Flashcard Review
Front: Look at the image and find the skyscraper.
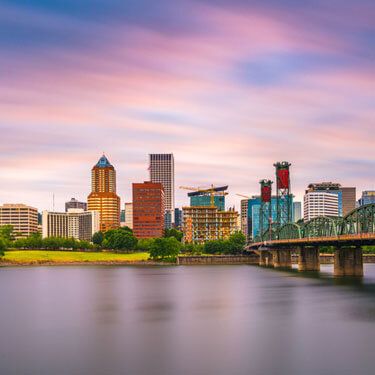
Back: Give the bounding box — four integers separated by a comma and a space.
240, 199, 249, 238
87, 155, 120, 232
149, 154, 174, 228
132, 182, 165, 238
341, 187, 356, 215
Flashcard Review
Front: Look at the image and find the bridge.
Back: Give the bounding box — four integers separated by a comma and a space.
247, 203, 375, 277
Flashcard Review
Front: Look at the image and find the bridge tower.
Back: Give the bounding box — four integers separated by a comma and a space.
259, 179, 273, 240
274, 161, 292, 228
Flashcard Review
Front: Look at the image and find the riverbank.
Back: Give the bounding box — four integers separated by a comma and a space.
0, 250, 160, 267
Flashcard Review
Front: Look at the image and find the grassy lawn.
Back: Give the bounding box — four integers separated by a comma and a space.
2, 250, 150, 264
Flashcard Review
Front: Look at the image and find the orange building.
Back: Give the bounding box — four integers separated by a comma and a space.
132, 181, 165, 238
87, 155, 120, 232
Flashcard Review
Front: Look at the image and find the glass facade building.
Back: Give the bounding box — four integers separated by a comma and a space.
190, 195, 225, 211
174, 208, 182, 230
247, 195, 293, 239
358, 191, 375, 206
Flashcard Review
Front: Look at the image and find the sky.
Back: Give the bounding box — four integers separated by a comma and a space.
0, 0, 374, 211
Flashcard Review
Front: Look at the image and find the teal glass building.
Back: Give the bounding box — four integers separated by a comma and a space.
190, 195, 225, 211
247, 195, 293, 239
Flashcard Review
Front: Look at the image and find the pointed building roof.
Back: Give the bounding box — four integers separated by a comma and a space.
95, 154, 113, 168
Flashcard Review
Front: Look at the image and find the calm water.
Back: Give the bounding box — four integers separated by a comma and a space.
1, 264, 375, 375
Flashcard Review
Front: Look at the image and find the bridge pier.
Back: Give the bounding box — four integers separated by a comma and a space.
272, 250, 292, 269
259, 251, 273, 266
334, 246, 363, 277
298, 246, 320, 272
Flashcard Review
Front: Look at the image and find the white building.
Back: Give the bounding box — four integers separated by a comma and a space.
42, 209, 99, 242
149, 153, 175, 228
303, 192, 338, 221
124, 202, 133, 229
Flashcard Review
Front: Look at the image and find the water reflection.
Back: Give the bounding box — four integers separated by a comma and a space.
1, 265, 375, 375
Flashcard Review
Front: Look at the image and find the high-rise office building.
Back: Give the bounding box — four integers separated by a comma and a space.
124, 202, 133, 229
174, 208, 182, 230
149, 154, 174, 228
240, 199, 248, 238
42, 209, 99, 241
305, 182, 355, 216
358, 191, 375, 206
341, 187, 356, 215
87, 155, 120, 232
293, 202, 302, 222
303, 192, 338, 221
65, 198, 87, 212
0, 204, 38, 238
132, 182, 165, 238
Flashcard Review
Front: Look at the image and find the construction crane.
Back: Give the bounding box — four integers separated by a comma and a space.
179, 185, 228, 207
236, 193, 251, 199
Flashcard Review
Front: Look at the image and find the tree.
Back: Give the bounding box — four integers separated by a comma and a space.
363, 246, 375, 254
164, 228, 183, 242
92, 231, 104, 246
11, 232, 43, 249
227, 232, 246, 254
26, 232, 43, 249
136, 238, 155, 251
119, 226, 134, 234
150, 237, 181, 260
103, 229, 137, 251
204, 240, 227, 254
0, 225, 14, 241
0, 238, 5, 257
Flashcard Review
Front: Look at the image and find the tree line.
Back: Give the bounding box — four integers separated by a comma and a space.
0, 224, 248, 261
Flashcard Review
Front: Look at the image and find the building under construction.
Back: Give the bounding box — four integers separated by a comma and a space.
180, 185, 239, 244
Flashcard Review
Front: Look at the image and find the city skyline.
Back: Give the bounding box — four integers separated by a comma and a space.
1, 0, 374, 211
0, 152, 371, 213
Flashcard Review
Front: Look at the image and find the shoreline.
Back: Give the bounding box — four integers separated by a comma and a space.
0, 260, 173, 267
2, 254, 375, 267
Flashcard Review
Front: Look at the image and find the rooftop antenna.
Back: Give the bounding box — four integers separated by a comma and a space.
53, 193, 55, 212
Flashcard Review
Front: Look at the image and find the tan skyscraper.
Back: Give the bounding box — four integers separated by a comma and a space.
87, 155, 120, 232
0, 204, 38, 238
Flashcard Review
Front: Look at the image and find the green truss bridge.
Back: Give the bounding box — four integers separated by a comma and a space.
247, 204, 375, 277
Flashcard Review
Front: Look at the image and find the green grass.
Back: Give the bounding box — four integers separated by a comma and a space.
2, 250, 150, 264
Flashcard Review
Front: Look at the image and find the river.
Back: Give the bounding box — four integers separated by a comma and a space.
1, 264, 375, 375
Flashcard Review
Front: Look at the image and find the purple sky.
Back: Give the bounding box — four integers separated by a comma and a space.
1, 0, 374, 211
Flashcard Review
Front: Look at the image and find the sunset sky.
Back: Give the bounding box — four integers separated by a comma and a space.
1, 0, 374, 211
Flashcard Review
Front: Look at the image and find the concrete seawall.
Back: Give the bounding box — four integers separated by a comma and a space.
178, 254, 375, 265
177, 255, 259, 265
